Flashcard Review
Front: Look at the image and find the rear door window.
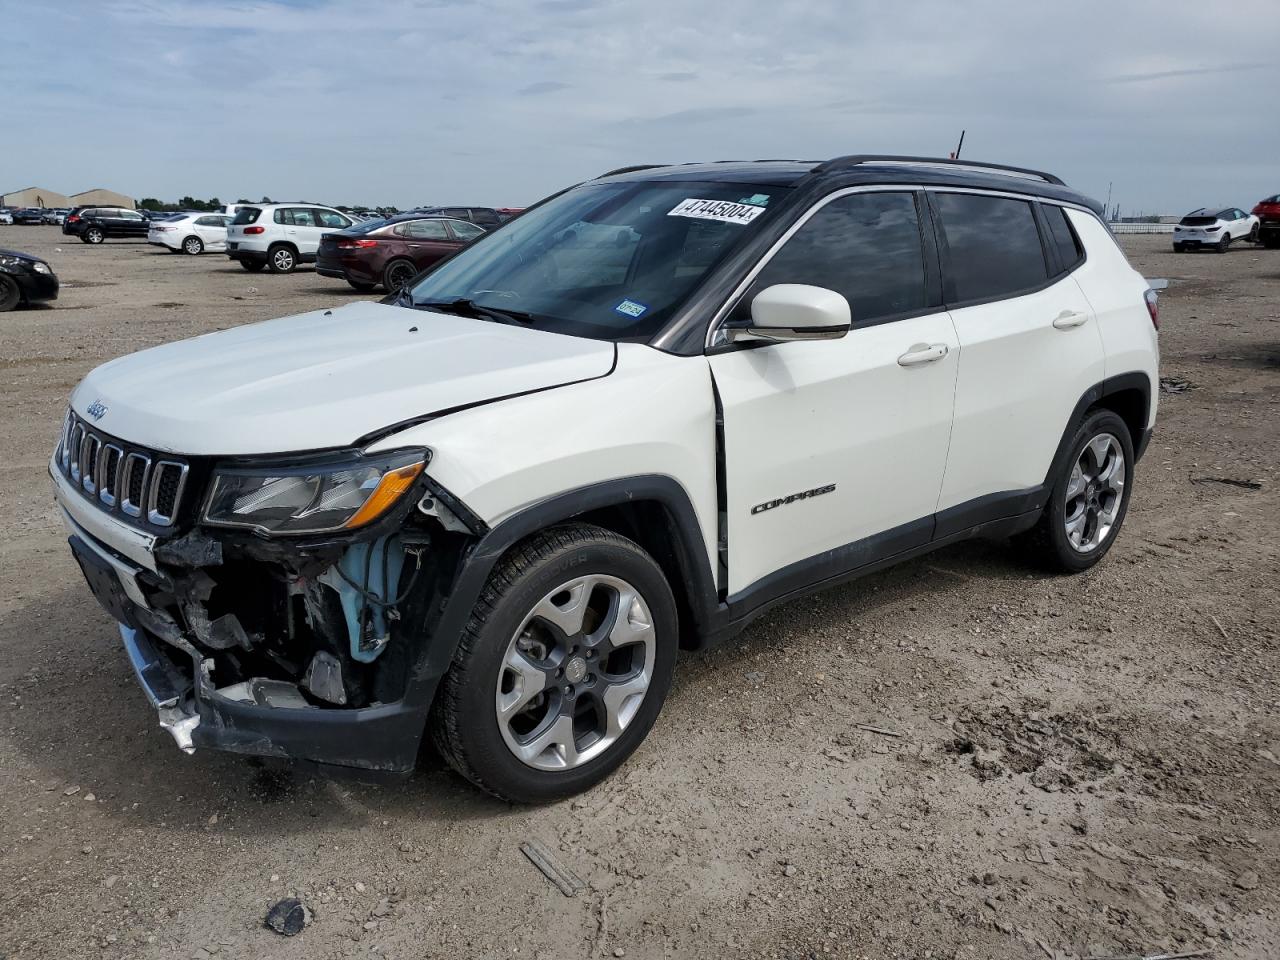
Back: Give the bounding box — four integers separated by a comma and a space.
933, 193, 1048, 303
1042, 205, 1083, 273
406, 219, 449, 240
737, 191, 929, 326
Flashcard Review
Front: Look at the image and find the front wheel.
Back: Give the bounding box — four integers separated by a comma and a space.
1248, 224, 1260, 243
1015, 409, 1134, 573
1218, 232, 1231, 253
431, 524, 678, 803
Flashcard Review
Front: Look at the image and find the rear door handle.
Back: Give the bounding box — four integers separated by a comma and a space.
1052, 310, 1090, 329
897, 342, 949, 366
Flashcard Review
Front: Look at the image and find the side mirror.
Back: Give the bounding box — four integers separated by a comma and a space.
727, 284, 851, 343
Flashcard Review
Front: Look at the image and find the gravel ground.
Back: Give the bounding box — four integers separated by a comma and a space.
0, 228, 1277, 960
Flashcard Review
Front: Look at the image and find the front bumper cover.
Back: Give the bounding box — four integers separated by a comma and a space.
121, 619, 428, 776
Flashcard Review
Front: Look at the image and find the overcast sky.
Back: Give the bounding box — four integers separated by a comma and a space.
3, 0, 1278, 213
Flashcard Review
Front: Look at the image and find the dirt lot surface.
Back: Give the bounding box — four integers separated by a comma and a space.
1, 229, 1277, 960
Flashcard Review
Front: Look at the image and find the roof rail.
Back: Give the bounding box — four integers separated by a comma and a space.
814, 154, 1065, 186
595, 164, 667, 179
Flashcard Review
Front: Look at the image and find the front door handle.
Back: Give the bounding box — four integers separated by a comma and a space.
897, 343, 949, 366
1052, 310, 1090, 329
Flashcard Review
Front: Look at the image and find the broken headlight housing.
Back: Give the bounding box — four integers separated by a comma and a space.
202, 449, 427, 535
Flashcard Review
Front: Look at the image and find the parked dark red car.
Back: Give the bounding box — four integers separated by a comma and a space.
1253, 193, 1280, 248
316, 215, 486, 292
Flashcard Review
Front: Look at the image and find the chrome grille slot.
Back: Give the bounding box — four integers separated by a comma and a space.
98, 444, 123, 507
120, 453, 151, 518
80, 433, 101, 494
147, 461, 188, 526
69, 424, 85, 483
54, 410, 189, 528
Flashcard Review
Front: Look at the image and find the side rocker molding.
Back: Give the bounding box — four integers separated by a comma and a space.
404, 475, 718, 712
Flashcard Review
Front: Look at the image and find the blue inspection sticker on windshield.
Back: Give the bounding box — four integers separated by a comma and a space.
615, 299, 649, 318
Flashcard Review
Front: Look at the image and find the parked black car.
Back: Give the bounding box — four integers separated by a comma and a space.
12, 208, 46, 225
0, 248, 59, 311
64, 207, 151, 244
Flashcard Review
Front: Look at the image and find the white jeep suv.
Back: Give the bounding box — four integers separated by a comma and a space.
51, 156, 1159, 802
226, 202, 355, 273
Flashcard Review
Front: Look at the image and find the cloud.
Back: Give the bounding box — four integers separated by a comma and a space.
1, 0, 1278, 213
516, 80, 571, 95
1105, 63, 1268, 84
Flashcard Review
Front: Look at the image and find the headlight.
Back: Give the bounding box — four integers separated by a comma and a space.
31, 261, 52, 274
203, 449, 427, 535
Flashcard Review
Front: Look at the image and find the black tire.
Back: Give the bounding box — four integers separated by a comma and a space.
85, 227, 104, 244
1248, 224, 1260, 243
431, 523, 678, 803
381, 258, 418, 293
0, 275, 20, 312
1263, 233, 1280, 249
1015, 409, 1135, 573
1217, 232, 1231, 253
239, 260, 265, 272
267, 244, 297, 274
1172, 243, 1184, 253
346, 278, 376, 292
182, 235, 204, 255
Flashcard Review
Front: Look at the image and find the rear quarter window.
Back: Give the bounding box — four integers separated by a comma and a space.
934, 193, 1048, 303
1043, 205, 1084, 272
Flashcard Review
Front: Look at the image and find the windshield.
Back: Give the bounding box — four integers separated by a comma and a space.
405, 180, 787, 341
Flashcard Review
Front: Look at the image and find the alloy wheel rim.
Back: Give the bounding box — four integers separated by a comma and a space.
389, 264, 414, 289
496, 574, 656, 771
185, 238, 200, 254
1063, 432, 1125, 553
274, 250, 293, 269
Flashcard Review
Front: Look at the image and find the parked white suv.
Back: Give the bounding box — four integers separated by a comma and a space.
1172, 206, 1260, 253
226, 202, 355, 273
51, 156, 1158, 802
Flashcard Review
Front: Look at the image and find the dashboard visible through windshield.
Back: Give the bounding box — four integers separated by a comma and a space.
404, 180, 788, 341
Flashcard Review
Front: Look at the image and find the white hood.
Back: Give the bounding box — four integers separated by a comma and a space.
70, 302, 616, 455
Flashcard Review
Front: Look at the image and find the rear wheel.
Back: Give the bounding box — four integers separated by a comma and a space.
346, 278, 376, 292
1015, 409, 1134, 573
431, 524, 678, 803
1248, 223, 1260, 243
382, 258, 417, 293
85, 227, 104, 244
0, 275, 20, 312
182, 235, 204, 255
239, 260, 265, 272
267, 245, 297, 273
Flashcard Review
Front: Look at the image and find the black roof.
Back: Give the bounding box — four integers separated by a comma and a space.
596, 155, 1101, 213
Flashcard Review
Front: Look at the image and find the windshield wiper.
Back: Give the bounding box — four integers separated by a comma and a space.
416, 297, 538, 325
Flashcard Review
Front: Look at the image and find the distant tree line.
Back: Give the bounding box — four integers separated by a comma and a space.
136, 195, 401, 217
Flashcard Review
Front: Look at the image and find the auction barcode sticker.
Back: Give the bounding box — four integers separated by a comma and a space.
667, 198, 765, 226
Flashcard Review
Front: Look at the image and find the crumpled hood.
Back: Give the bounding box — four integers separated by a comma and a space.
70, 301, 616, 455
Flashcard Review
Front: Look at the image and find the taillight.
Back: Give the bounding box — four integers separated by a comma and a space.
1144, 289, 1159, 331
337, 239, 378, 249
67, 215, 80, 223
244, 226, 265, 235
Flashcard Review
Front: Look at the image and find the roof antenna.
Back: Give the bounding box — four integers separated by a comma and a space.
950, 129, 965, 160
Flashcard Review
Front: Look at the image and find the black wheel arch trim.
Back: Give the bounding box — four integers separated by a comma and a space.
1045, 372, 1152, 488
403, 474, 717, 710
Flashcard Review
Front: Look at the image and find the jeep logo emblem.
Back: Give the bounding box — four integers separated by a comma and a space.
86, 400, 108, 421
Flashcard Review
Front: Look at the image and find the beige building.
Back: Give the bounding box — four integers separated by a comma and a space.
68, 189, 135, 210
1, 186, 72, 208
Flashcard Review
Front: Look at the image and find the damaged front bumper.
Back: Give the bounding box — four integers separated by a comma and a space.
53, 454, 485, 778
120, 620, 429, 774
